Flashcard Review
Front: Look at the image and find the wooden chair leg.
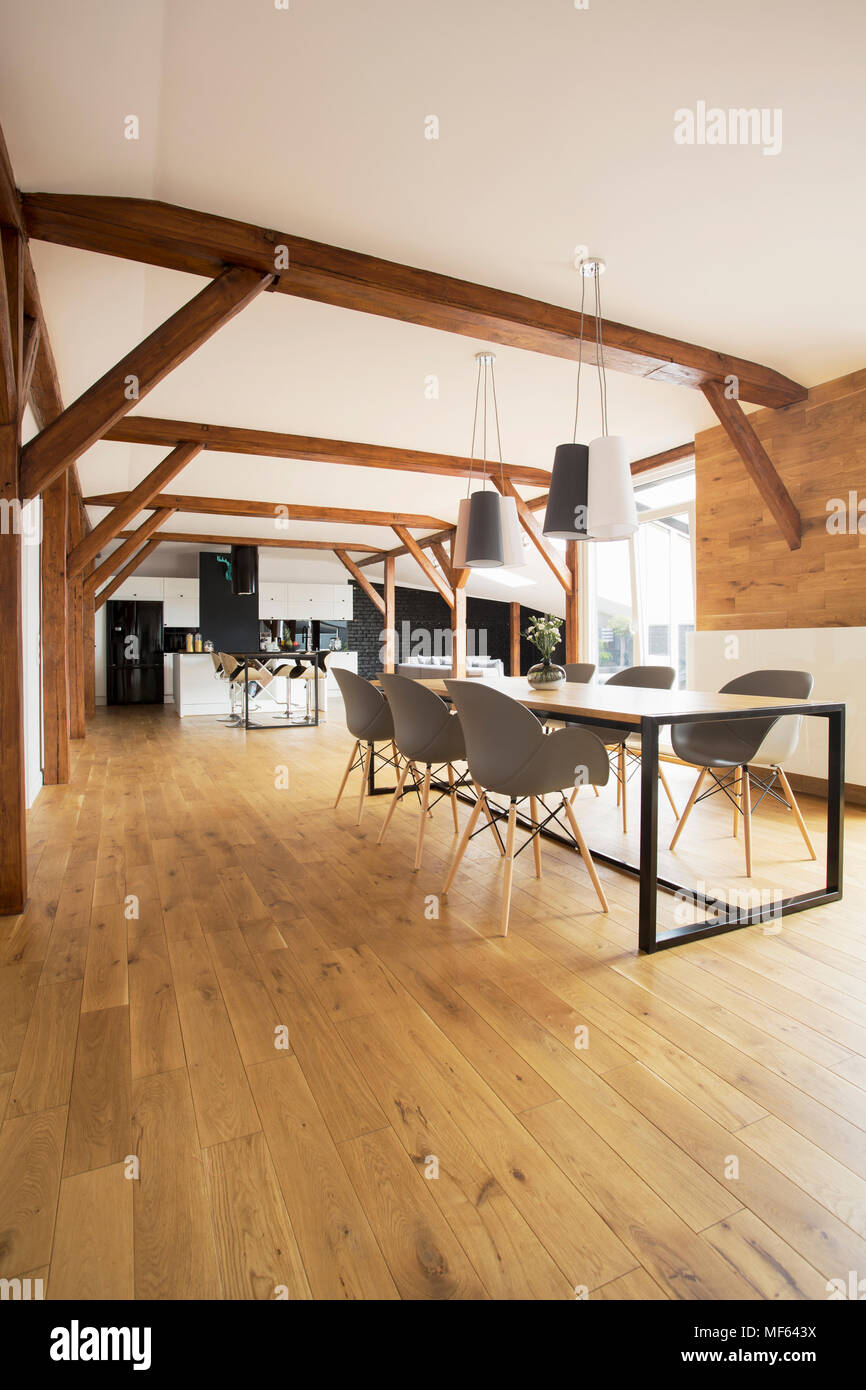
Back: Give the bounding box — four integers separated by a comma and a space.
529, 795, 542, 878
414, 765, 432, 871
669, 767, 708, 851
732, 769, 740, 838
446, 764, 459, 833
562, 796, 609, 913
619, 744, 627, 833
475, 781, 505, 855
334, 740, 359, 809
741, 766, 752, 877
658, 762, 679, 818
777, 767, 817, 860
443, 793, 484, 893
377, 758, 411, 845
391, 740, 401, 773
500, 802, 518, 936
356, 743, 372, 825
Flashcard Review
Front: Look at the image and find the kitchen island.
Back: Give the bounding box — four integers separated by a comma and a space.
172, 653, 232, 717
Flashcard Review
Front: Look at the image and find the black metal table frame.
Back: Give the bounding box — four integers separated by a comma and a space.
240, 653, 322, 731
370, 698, 845, 953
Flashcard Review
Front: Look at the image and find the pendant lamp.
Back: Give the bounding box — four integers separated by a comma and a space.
453, 352, 526, 569
586, 257, 637, 539
230, 544, 258, 595
543, 256, 636, 541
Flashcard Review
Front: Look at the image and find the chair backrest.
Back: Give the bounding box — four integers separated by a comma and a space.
380, 674, 455, 760
333, 666, 393, 741
210, 652, 223, 676
218, 652, 241, 680
606, 664, 676, 690
444, 679, 544, 789
721, 669, 813, 765
564, 662, 596, 684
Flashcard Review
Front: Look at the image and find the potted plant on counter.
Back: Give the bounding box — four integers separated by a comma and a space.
523, 614, 567, 690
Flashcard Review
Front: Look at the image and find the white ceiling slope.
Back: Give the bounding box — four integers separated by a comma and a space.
2, 0, 864, 610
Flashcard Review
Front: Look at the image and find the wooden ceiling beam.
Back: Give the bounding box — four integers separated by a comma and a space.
392, 525, 454, 607
84, 508, 176, 596
21, 192, 806, 409
354, 525, 455, 569
334, 549, 385, 615
116, 530, 384, 552
493, 476, 571, 591
20, 265, 273, 499
68, 442, 202, 578
93, 538, 164, 611
702, 381, 801, 551
103, 414, 551, 487
85, 491, 451, 530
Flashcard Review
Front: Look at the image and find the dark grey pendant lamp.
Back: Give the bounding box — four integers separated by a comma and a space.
455, 353, 506, 568
543, 261, 592, 540
230, 544, 258, 595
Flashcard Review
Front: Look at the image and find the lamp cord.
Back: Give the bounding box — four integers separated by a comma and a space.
490, 359, 505, 490
571, 270, 586, 444
466, 355, 483, 499
594, 270, 609, 437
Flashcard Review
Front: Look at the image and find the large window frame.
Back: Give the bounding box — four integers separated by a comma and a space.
583, 461, 696, 685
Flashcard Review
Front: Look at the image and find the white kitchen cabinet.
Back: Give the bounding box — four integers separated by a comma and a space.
331, 585, 353, 619
112, 577, 165, 601
163, 579, 199, 627
258, 582, 287, 619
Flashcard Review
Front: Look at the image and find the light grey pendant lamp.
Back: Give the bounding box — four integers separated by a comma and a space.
453, 353, 524, 569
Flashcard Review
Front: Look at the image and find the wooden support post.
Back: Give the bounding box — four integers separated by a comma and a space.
451, 586, 467, 678
83, 575, 95, 718
383, 554, 396, 674
41, 470, 70, 781
334, 548, 385, 615
0, 226, 27, 912
509, 601, 521, 676
565, 540, 579, 664
392, 525, 454, 607
67, 499, 86, 739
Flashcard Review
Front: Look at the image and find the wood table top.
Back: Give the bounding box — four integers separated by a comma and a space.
416, 676, 836, 727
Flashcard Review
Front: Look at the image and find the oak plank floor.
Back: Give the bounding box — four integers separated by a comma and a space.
0, 703, 864, 1300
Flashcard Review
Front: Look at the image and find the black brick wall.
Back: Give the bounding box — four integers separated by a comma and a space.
346, 582, 561, 678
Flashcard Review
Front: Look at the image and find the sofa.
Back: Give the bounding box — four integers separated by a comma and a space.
397, 655, 505, 680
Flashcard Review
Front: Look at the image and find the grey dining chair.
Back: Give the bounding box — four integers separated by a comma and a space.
377, 674, 470, 870
669, 669, 815, 876
564, 662, 597, 684
332, 667, 398, 825
571, 665, 678, 830
443, 680, 610, 934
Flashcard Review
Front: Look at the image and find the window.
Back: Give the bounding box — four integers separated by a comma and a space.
587, 462, 695, 687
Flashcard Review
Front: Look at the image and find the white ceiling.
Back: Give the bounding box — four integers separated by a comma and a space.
3, 0, 864, 611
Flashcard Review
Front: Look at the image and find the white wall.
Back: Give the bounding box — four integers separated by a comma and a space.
688, 629, 863, 785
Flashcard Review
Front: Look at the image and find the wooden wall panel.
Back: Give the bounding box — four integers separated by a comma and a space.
696, 369, 866, 630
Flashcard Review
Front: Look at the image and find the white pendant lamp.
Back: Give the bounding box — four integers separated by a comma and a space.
454, 352, 526, 569
585, 256, 637, 540
499, 494, 524, 567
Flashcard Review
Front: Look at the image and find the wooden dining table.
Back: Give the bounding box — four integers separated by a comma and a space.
412, 676, 845, 952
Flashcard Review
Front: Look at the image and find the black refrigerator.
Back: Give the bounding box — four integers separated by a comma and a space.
106, 600, 164, 705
